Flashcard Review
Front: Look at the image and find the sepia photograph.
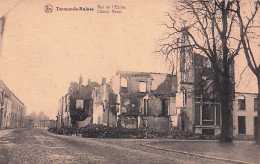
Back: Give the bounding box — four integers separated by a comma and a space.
0, 0, 260, 163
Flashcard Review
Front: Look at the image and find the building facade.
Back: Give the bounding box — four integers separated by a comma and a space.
56, 76, 99, 128
233, 92, 258, 139
92, 71, 178, 130
192, 54, 223, 135
0, 79, 26, 129
172, 51, 224, 135
57, 94, 71, 128
92, 79, 117, 127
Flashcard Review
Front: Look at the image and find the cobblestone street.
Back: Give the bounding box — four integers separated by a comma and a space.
0, 128, 240, 164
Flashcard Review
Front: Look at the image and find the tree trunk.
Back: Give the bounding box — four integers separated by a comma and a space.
256, 77, 260, 145
220, 75, 233, 142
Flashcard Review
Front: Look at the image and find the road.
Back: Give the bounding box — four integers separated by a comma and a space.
0, 128, 235, 164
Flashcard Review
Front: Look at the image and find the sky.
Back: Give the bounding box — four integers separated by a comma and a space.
0, 0, 259, 119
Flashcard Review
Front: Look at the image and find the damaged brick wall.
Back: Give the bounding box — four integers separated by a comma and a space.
115, 71, 177, 130
93, 84, 117, 127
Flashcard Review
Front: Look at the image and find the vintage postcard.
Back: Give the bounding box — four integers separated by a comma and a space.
0, 0, 259, 163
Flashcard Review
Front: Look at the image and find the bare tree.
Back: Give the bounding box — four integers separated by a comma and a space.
236, 0, 260, 145
157, 0, 258, 142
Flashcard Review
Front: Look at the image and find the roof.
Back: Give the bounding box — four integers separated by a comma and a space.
0, 79, 25, 106
235, 92, 257, 95
116, 70, 172, 76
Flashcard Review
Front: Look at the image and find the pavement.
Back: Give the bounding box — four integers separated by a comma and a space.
0, 128, 238, 164
0, 129, 16, 139
145, 140, 260, 164
1, 128, 259, 164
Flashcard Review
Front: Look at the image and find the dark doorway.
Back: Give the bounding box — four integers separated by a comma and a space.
162, 99, 170, 116
238, 116, 246, 134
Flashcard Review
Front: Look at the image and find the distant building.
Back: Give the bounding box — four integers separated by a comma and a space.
40, 119, 56, 128
233, 92, 258, 139
25, 116, 34, 128
57, 94, 71, 128
0, 79, 26, 129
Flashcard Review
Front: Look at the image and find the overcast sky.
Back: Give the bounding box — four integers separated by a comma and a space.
0, 0, 258, 119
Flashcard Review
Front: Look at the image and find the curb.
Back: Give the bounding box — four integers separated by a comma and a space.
141, 142, 254, 164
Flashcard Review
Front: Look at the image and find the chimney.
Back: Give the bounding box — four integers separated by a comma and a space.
79, 74, 83, 91
102, 77, 106, 85
88, 79, 91, 85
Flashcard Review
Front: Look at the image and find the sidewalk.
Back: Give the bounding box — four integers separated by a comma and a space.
145, 140, 260, 164
0, 129, 16, 139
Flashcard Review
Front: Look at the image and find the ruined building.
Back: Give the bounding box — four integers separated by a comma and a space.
91, 33, 235, 135
56, 31, 236, 136
91, 51, 227, 135
57, 75, 99, 128
93, 71, 177, 129
56, 53, 235, 136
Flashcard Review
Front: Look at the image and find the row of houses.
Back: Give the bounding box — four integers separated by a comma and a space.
56, 54, 258, 139
0, 79, 26, 129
